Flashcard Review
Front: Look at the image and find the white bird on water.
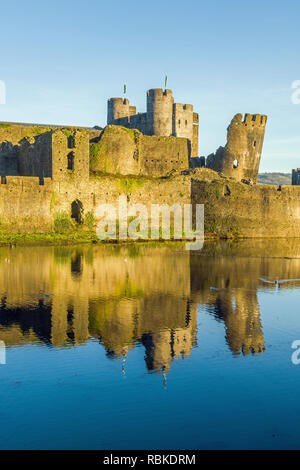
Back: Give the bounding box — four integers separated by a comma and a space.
259, 277, 300, 289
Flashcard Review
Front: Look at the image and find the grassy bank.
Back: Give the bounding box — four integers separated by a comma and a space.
0, 231, 199, 247
0, 231, 99, 246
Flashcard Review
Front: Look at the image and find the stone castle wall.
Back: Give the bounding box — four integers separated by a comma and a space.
2, 168, 300, 238
0, 172, 191, 233
90, 126, 189, 177
191, 170, 300, 237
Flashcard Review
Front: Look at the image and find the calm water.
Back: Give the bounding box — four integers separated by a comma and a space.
1, 240, 300, 450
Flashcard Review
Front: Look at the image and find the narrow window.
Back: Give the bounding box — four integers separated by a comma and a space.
67, 152, 75, 170
68, 135, 75, 149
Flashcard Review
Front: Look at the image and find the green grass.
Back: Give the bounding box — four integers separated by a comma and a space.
53, 211, 73, 233
0, 231, 98, 246
0, 231, 192, 247
84, 211, 95, 229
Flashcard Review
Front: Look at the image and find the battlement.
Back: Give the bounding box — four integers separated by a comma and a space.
173, 103, 193, 112
107, 97, 129, 105
233, 113, 267, 127
147, 88, 173, 98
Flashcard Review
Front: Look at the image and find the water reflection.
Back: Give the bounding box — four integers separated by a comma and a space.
1, 240, 300, 373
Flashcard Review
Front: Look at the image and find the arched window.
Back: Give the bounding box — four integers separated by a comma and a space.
71, 200, 84, 224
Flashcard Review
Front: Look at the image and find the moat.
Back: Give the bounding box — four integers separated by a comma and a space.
1, 241, 300, 449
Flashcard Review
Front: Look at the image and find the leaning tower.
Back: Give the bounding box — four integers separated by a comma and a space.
146, 88, 174, 136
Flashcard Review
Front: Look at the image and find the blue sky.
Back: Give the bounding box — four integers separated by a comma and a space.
1, 0, 300, 172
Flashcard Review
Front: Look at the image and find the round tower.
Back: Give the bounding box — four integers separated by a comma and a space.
107, 98, 130, 124
146, 89, 174, 136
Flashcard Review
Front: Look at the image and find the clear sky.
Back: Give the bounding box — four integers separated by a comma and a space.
1, 0, 300, 172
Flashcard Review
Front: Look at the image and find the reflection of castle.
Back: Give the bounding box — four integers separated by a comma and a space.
209, 290, 264, 355
1, 243, 300, 371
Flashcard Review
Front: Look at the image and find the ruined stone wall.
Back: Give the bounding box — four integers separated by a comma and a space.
140, 135, 189, 176
0, 124, 52, 177
2, 168, 300, 238
0, 176, 54, 231
207, 113, 267, 183
89, 126, 140, 175
17, 132, 52, 178
0, 124, 95, 180
89, 125, 189, 176
52, 129, 89, 182
191, 169, 300, 237
0, 172, 191, 233
0, 141, 18, 175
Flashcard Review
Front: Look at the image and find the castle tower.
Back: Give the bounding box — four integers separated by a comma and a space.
107, 98, 130, 124
207, 113, 267, 183
173, 103, 194, 141
173, 102, 194, 156
146, 89, 174, 136
292, 169, 300, 185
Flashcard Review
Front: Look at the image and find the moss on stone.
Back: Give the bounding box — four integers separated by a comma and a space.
50, 193, 57, 212
114, 177, 145, 194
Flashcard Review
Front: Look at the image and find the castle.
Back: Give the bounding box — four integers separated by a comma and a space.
1, 86, 300, 238
107, 88, 199, 158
